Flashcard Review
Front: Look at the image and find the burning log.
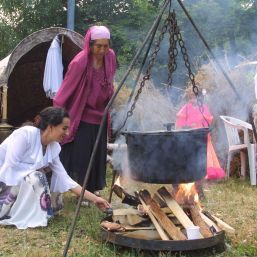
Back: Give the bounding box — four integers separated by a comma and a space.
139, 189, 187, 240
112, 184, 140, 206
189, 205, 213, 238
157, 187, 198, 233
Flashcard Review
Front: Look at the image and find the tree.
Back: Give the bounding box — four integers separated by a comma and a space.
0, 0, 65, 58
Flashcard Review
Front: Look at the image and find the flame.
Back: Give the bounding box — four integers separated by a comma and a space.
174, 182, 200, 207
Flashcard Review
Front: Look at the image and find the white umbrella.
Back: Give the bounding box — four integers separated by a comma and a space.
43, 35, 63, 99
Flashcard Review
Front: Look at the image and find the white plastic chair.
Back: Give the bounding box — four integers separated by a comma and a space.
247, 143, 257, 185
220, 115, 256, 185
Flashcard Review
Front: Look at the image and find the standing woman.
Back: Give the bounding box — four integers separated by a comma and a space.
0, 107, 110, 229
54, 26, 116, 199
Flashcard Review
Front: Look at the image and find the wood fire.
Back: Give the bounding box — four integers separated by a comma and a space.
101, 180, 235, 242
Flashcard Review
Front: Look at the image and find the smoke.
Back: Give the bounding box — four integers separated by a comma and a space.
112, 78, 177, 132
110, 1, 257, 181
111, 78, 179, 178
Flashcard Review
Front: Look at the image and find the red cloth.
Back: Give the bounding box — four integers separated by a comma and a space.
176, 101, 225, 180
53, 26, 116, 144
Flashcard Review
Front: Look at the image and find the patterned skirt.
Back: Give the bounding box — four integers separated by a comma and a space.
0, 171, 63, 229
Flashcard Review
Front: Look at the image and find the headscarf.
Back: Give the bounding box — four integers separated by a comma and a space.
90, 25, 110, 40
53, 26, 116, 144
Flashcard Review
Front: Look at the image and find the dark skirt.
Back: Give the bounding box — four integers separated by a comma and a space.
60, 121, 107, 193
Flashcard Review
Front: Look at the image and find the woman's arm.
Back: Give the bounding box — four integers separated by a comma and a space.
71, 185, 111, 211
49, 154, 111, 211
4, 129, 29, 167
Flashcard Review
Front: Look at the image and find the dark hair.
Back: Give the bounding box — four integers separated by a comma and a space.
34, 107, 69, 131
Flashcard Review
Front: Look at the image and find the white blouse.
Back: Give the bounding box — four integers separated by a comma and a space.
0, 126, 78, 192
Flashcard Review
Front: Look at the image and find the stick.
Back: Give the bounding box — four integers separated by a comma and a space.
140, 190, 186, 240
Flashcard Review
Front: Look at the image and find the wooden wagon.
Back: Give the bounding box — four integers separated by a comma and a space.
0, 27, 84, 141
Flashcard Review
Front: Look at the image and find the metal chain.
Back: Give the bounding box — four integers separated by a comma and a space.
116, 12, 172, 133
171, 11, 209, 125
166, 11, 178, 86
117, 9, 209, 134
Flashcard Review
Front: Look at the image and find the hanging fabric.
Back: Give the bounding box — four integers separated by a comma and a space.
43, 35, 63, 99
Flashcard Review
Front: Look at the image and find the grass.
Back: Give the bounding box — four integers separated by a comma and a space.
0, 170, 257, 257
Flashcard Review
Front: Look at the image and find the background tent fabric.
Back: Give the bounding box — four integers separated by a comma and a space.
0, 27, 84, 127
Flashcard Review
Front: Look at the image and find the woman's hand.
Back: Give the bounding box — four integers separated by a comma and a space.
94, 196, 111, 211
70, 185, 111, 212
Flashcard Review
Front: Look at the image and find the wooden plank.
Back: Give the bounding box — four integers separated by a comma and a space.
138, 195, 169, 240
199, 212, 221, 233
126, 214, 146, 226
119, 229, 161, 240
112, 215, 129, 225
101, 220, 155, 232
122, 230, 160, 240
189, 205, 213, 238
153, 193, 167, 208
202, 210, 235, 234
112, 208, 140, 216
157, 187, 196, 229
202, 211, 235, 234
212, 215, 235, 234
123, 225, 155, 231
139, 190, 186, 240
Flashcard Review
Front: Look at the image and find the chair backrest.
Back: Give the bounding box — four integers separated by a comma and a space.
220, 115, 252, 147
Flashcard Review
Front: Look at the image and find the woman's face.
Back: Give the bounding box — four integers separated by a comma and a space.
91, 39, 109, 59
49, 117, 70, 143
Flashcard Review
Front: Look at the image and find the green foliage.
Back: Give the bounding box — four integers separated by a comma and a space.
1, 0, 257, 73
0, 0, 159, 65
75, 0, 159, 65
176, 0, 257, 61
0, 0, 65, 58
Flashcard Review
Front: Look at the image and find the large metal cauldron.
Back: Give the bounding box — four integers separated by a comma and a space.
122, 128, 209, 184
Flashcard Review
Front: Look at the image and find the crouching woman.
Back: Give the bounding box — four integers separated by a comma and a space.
0, 107, 110, 229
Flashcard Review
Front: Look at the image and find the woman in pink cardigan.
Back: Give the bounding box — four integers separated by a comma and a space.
54, 26, 116, 204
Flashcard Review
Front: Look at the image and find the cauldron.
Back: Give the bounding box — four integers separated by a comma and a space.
122, 128, 209, 184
